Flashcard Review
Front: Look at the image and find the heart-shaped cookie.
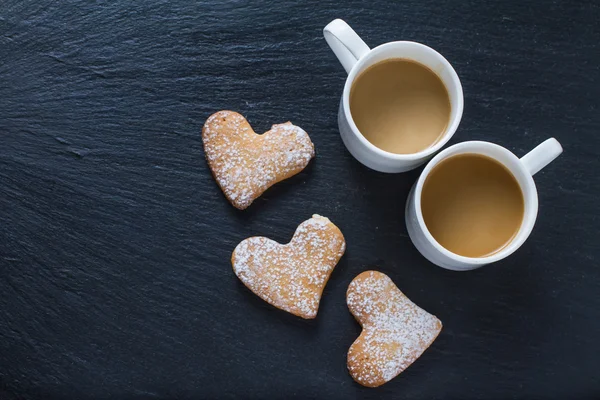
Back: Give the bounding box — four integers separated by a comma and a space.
232, 215, 346, 319
202, 110, 315, 210
346, 271, 442, 387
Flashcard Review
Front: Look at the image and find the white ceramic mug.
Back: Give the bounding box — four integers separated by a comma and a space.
323, 19, 464, 173
405, 138, 563, 271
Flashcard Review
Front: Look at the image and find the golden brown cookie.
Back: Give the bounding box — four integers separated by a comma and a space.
346, 271, 442, 387
232, 215, 345, 319
202, 111, 315, 210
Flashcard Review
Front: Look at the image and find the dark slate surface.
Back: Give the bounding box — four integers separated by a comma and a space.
1, 1, 599, 399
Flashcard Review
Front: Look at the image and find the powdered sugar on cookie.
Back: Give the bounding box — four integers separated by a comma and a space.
202, 111, 315, 209
232, 215, 346, 319
346, 271, 442, 387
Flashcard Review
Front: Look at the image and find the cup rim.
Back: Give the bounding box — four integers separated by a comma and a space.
413, 141, 539, 266
342, 41, 464, 162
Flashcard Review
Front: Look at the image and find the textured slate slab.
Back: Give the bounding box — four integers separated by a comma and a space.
0, 0, 599, 399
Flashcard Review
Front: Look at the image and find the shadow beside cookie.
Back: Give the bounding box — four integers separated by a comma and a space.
253, 159, 317, 212
233, 278, 322, 331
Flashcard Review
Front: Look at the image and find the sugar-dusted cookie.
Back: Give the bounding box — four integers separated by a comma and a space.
232, 215, 345, 319
346, 271, 442, 387
202, 111, 315, 210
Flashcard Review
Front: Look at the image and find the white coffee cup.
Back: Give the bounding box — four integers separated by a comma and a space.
405, 138, 563, 271
323, 19, 464, 173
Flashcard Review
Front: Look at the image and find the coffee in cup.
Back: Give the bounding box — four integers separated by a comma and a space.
405, 139, 563, 270
323, 19, 464, 173
350, 58, 451, 154
420, 153, 525, 258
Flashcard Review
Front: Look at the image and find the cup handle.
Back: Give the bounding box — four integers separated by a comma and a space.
323, 19, 370, 74
520, 138, 563, 176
